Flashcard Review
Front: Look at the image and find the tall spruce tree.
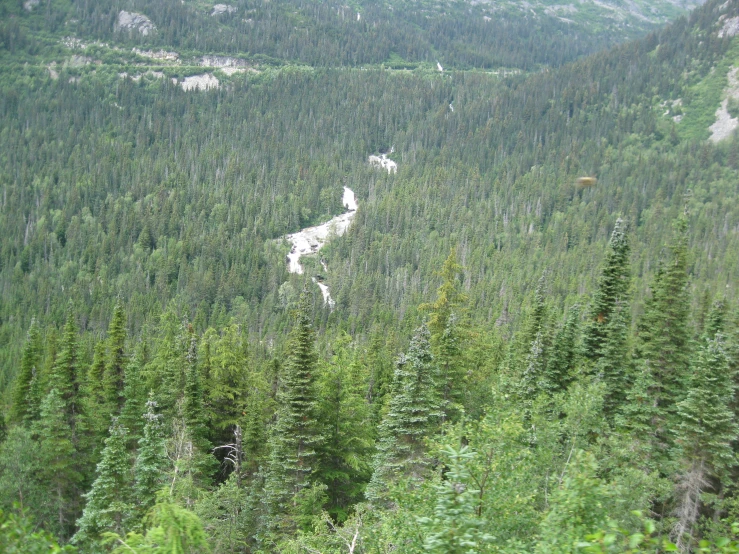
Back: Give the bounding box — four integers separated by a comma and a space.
594, 300, 631, 419
50, 311, 84, 440
421, 249, 468, 423
366, 325, 440, 504
582, 218, 631, 363
85, 341, 110, 456
73, 418, 133, 546
544, 305, 580, 393
631, 217, 692, 457
134, 395, 167, 518
34, 388, 82, 541
120, 346, 148, 444
672, 335, 738, 550
9, 318, 41, 424
314, 334, 374, 521
103, 303, 128, 414
261, 288, 323, 540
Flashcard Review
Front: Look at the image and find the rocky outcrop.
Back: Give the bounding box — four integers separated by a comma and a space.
116, 11, 156, 36
211, 4, 237, 16
200, 56, 250, 68
23, 0, 40, 12
132, 48, 179, 62
718, 15, 739, 37
179, 74, 220, 91
709, 67, 739, 142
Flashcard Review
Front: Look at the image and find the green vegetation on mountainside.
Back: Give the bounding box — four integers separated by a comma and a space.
2, 0, 739, 550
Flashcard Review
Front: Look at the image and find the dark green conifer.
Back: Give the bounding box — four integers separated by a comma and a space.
632, 217, 692, 454
120, 347, 147, 445
34, 388, 82, 540
50, 311, 84, 437
262, 288, 323, 539
366, 325, 440, 504
103, 303, 128, 413
545, 305, 580, 393
673, 335, 737, 549
315, 334, 374, 521
583, 220, 629, 353
595, 300, 631, 419
9, 318, 41, 424
73, 418, 133, 546
134, 395, 167, 517
582, 218, 630, 362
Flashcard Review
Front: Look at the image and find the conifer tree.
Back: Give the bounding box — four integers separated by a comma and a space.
421, 249, 468, 422
50, 311, 84, 438
85, 341, 110, 453
545, 305, 580, 393
582, 218, 630, 362
418, 446, 492, 553
134, 395, 167, 517
631, 217, 692, 455
120, 347, 147, 444
144, 310, 188, 417
519, 330, 547, 401
594, 300, 631, 419
514, 275, 550, 401
261, 288, 323, 539
704, 299, 727, 340
672, 335, 738, 550
34, 388, 82, 541
103, 303, 128, 413
9, 318, 41, 424
183, 328, 208, 448
204, 324, 249, 449
366, 325, 440, 504
437, 313, 465, 423
315, 334, 374, 521
73, 418, 133, 546
24, 328, 57, 425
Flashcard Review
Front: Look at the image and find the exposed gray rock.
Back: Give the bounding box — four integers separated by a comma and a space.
719, 16, 739, 37
211, 4, 237, 16
116, 11, 156, 36
23, 0, 40, 11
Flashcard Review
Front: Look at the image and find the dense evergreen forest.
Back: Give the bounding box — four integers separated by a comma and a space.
3, 0, 739, 551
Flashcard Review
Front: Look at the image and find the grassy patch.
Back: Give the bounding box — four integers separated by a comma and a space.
677, 39, 739, 141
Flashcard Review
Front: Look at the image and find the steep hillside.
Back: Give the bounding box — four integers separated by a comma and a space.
2, 0, 705, 71
2, 0, 739, 551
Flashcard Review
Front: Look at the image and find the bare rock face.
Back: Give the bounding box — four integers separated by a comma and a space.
200, 56, 249, 68
179, 74, 220, 91
709, 67, 739, 142
719, 16, 739, 37
116, 11, 156, 36
211, 4, 237, 16
23, 0, 40, 11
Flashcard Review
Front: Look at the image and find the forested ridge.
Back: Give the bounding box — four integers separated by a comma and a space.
3, 0, 739, 551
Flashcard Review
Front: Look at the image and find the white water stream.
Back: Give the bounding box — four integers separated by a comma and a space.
284, 186, 357, 307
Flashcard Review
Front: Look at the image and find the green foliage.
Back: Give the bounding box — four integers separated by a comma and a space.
535, 451, 611, 554
315, 334, 375, 521
0, 507, 76, 554
135, 397, 168, 518
261, 288, 323, 540
106, 496, 210, 554
104, 303, 128, 413
582, 219, 631, 364
366, 325, 440, 504
417, 445, 494, 553
9, 319, 40, 424
34, 388, 82, 541
74, 418, 133, 546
